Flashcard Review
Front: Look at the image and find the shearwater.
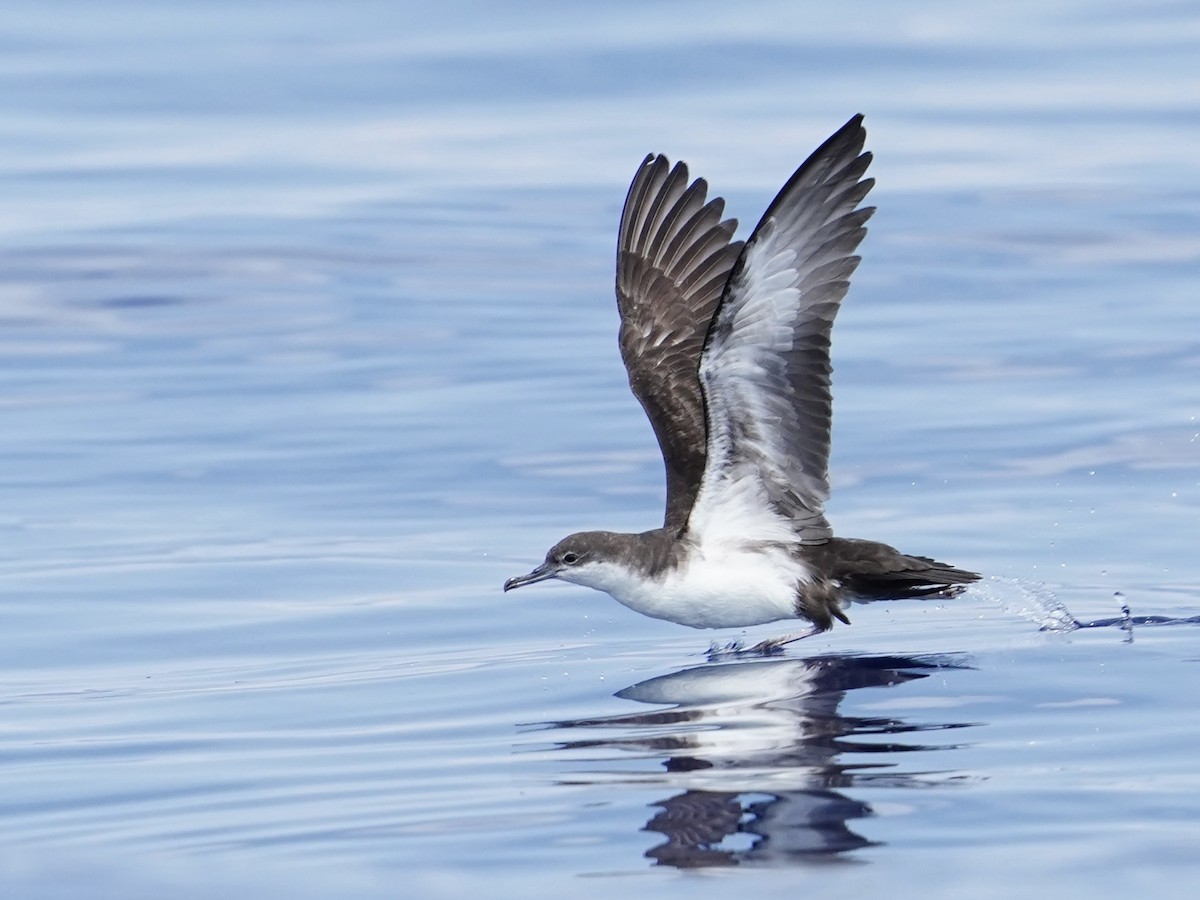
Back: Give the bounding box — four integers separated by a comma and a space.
503, 115, 979, 653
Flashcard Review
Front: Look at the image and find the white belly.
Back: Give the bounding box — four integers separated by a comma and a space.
602, 546, 811, 629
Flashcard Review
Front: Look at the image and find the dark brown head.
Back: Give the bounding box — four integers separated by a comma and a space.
503, 531, 645, 594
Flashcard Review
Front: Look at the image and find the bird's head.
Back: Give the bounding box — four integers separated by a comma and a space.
503, 531, 638, 594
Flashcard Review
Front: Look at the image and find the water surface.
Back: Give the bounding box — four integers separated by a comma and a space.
2, 2, 1199, 897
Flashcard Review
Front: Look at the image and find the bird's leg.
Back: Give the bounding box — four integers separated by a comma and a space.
746, 625, 822, 655
707, 626, 823, 659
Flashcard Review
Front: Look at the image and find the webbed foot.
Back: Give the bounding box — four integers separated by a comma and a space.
707, 626, 822, 659
706, 639, 746, 660
745, 626, 822, 655
745, 638, 790, 655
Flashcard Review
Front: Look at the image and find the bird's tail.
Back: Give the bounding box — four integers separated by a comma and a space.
817, 537, 980, 603
843, 557, 980, 602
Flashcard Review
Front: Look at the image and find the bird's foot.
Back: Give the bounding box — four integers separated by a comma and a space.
707, 639, 747, 659
707, 627, 820, 659
744, 626, 823, 656
744, 637, 792, 656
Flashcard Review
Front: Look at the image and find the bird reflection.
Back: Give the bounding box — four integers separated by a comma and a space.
540, 653, 976, 868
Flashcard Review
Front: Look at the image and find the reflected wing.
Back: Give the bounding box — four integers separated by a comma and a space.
688, 115, 875, 544
616, 155, 744, 531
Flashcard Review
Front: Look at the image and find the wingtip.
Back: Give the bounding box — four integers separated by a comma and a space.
832, 113, 868, 151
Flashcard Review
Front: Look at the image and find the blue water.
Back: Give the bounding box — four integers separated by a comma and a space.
2, 2, 1199, 897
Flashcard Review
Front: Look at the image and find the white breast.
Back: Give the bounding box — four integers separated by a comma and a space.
569, 542, 812, 629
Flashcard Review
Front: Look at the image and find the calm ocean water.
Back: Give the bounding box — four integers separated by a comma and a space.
2, 2, 1198, 897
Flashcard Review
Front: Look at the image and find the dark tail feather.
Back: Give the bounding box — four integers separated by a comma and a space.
842, 558, 980, 601
814, 538, 980, 602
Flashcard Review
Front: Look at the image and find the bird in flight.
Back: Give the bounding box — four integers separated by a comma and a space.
504, 115, 978, 653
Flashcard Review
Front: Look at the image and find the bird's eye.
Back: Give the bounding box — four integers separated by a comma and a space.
561, 552, 580, 565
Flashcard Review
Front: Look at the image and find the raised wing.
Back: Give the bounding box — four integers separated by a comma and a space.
616, 154, 745, 531
688, 115, 875, 545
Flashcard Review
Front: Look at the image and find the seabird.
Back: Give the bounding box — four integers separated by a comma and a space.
504, 115, 979, 652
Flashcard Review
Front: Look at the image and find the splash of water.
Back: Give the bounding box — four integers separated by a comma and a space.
976, 576, 1080, 632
